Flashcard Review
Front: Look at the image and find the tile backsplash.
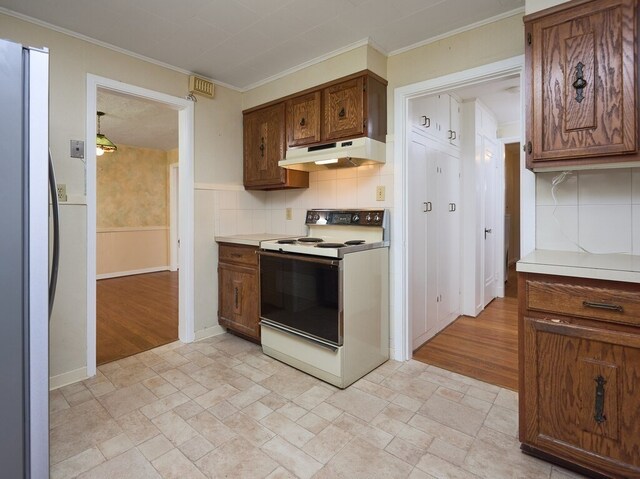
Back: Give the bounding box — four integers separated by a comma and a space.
213, 163, 394, 237
536, 168, 640, 254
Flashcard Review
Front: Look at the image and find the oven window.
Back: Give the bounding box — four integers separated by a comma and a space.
260, 254, 340, 345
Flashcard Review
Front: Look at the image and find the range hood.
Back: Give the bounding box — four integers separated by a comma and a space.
279, 137, 385, 171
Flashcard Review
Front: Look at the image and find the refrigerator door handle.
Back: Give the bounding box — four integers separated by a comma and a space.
48, 149, 60, 319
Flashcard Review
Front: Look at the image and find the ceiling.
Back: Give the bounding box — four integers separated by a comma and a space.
451, 75, 521, 125
97, 90, 179, 151
1, 0, 524, 91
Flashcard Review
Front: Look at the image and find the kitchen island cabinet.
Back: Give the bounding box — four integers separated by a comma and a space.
524, 0, 638, 171
517, 250, 640, 478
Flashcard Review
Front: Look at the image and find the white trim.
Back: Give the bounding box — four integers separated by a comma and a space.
194, 183, 244, 191
86, 74, 195, 378
97, 226, 168, 233
49, 367, 88, 390
169, 163, 179, 272
388, 8, 525, 57
0, 7, 240, 93
96, 266, 170, 280
194, 325, 226, 341
393, 55, 526, 362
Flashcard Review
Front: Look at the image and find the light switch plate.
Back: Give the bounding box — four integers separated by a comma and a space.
286, 208, 293, 220
56, 184, 67, 202
70, 140, 85, 159
376, 186, 385, 201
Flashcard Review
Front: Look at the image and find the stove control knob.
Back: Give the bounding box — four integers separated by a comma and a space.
352, 214, 360, 223
373, 214, 380, 223
365, 214, 372, 223
307, 213, 313, 222
314, 213, 320, 221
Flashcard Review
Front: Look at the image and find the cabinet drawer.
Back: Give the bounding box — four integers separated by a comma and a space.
219, 244, 258, 266
526, 280, 640, 326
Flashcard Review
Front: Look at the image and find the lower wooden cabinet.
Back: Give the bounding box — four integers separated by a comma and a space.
218, 243, 260, 342
519, 273, 640, 478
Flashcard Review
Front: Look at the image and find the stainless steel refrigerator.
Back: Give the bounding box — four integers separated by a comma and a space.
0, 38, 58, 478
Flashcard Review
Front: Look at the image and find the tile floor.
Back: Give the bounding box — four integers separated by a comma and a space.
50, 333, 587, 479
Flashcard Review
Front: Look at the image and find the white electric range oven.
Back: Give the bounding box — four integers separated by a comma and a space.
258, 209, 389, 388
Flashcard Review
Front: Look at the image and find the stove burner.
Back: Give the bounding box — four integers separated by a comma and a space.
344, 240, 365, 245
277, 239, 296, 244
316, 242, 346, 248
298, 237, 323, 243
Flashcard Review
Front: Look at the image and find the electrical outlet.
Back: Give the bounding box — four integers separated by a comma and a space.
376, 185, 385, 201
286, 208, 293, 220
56, 184, 67, 202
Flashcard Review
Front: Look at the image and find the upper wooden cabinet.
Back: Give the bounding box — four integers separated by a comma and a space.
285, 72, 387, 148
243, 102, 308, 190
525, 0, 638, 170
323, 77, 365, 141
286, 91, 321, 148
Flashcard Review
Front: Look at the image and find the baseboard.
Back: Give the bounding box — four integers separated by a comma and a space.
97, 266, 170, 280
194, 325, 226, 341
50, 367, 88, 390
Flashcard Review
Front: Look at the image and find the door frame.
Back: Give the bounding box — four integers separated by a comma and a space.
392, 55, 534, 361
86, 75, 195, 377
169, 162, 179, 272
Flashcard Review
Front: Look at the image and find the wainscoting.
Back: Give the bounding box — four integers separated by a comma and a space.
97, 226, 169, 279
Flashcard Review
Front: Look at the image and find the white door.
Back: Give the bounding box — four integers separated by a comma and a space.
482, 136, 498, 307
169, 163, 179, 271
408, 134, 438, 350
439, 150, 461, 323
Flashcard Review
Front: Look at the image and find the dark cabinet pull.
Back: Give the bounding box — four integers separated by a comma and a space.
582, 301, 623, 312
259, 137, 265, 157
447, 130, 453, 140
526, 141, 532, 154
449, 203, 456, 212
484, 228, 492, 239
421, 116, 431, 128
338, 107, 346, 118
234, 287, 239, 309
594, 375, 607, 423
423, 201, 432, 212
299, 117, 306, 126
451, 131, 457, 140
572, 61, 587, 103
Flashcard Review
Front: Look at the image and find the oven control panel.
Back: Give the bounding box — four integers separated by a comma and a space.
305, 209, 385, 226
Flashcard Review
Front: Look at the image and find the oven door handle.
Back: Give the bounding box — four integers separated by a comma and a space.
257, 250, 341, 267
260, 319, 340, 352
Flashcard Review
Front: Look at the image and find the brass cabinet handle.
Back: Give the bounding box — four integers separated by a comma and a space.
582, 301, 623, 312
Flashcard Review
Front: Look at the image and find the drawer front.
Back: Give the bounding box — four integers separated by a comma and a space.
526, 280, 640, 326
219, 244, 258, 266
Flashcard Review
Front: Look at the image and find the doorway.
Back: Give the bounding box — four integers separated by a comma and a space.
393, 56, 534, 389
95, 90, 180, 364
86, 75, 195, 377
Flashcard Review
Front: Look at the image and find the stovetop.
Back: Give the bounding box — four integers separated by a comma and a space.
260, 209, 389, 258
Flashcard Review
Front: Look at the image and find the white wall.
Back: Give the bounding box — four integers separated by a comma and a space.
0, 12, 243, 383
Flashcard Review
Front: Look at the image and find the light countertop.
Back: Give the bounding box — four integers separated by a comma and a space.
214, 233, 297, 247
517, 249, 640, 283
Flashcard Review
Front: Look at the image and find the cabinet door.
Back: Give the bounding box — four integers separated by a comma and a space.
528, 0, 636, 163
243, 103, 286, 188
286, 91, 321, 147
323, 77, 365, 141
448, 97, 461, 147
437, 151, 460, 324
408, 133, 438, 349
409, 94, 440, 140
218, 263, 260, 341
522, 317, 640, 475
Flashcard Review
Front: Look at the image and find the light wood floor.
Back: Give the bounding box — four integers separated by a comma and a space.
413, 265, 519, 391
97, 271, 178, 365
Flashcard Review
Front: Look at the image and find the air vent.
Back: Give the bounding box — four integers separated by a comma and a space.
188, 75, 215, 98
